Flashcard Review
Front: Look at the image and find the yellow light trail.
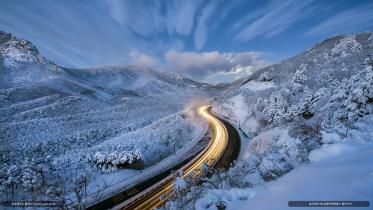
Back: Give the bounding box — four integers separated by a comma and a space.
117, 105, 229, 210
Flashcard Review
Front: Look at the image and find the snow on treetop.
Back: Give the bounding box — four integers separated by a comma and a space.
331, 35, 362, 57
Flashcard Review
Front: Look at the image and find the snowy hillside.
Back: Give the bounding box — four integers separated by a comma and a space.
0, 31, 209, 206
163, 32, 373, 209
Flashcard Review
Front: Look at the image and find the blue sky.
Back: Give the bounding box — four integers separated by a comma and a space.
1, 0, 372, 84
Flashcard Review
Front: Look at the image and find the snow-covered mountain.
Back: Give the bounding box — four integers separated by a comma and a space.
0, 31, 210, 101
0, 31, 209, 205
164, 32, 373, 209
2, 30, 372, 209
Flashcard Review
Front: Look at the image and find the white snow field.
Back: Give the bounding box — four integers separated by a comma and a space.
197, 141, 373, 210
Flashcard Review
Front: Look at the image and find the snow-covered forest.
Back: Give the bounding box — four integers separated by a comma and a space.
163, 33, 373, 209
0, 31, 208, 207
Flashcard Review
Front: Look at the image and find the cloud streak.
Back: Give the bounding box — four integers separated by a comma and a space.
105, 0, 204, 37
194, 2, 217, 50
234, 0, 316, 41
306, 2, 373, 36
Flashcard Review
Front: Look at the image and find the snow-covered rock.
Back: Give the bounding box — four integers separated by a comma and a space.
0, 32, 43, 67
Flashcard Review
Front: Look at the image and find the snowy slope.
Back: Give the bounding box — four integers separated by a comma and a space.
0, 31, 209, 207
163, 32, 373, 210
214, 33, 373, 169
199, 141, 373, 210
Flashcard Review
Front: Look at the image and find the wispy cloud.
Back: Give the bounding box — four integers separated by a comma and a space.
194, 0, 242, 50
105, 0, 204, 37
234, 0, 316, 41
105, 0, 164, 36
194, 2, 217, 50
306, 2, 373, 36
164, 0, 204, 36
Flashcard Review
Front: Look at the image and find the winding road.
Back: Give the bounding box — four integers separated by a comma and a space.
87, 105, 240, 210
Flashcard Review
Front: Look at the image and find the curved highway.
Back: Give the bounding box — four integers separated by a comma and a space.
87, 105, 240, 210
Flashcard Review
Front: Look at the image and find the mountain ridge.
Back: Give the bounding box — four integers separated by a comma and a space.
0, 31, 212, 102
